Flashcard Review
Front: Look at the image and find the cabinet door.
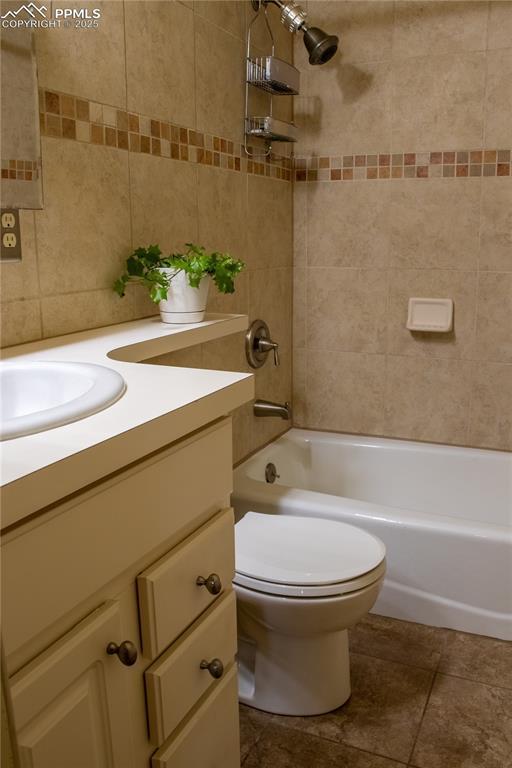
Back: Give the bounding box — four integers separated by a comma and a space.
10, 601, 136, 768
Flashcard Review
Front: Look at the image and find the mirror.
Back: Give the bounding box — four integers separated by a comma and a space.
1, 1, 43, 210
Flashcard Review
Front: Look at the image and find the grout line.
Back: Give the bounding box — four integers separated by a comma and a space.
351, 649, 440, 674
121, 0, 134, 253
248, 714, 409, 767
406, 669, 437, 765
434, 669, 512, 693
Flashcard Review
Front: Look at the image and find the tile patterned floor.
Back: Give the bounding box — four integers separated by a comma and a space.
240, 613, 512, 768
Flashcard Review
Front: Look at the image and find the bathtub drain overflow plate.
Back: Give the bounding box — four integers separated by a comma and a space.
265, 462, 280, 484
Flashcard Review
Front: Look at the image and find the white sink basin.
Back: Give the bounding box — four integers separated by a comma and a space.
0, 361, 126, 441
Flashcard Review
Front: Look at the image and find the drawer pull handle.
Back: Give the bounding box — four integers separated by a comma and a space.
200, 658, 224, 679
106, 640, 138, 667
196, 573, 222, 595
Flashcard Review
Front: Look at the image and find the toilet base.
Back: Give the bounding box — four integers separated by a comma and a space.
238, 628, 351, 716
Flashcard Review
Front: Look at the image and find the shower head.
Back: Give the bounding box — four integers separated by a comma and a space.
302, 26, 339, 65
252, 0, 339, 66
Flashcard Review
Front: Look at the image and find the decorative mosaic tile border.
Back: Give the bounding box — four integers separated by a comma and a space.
38, 88, 292, 181
34, 88, 512, 185
1, 159, 40, 181
294, 150, 511, 181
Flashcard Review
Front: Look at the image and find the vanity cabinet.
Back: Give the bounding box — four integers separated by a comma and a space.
1, 417, 241, 768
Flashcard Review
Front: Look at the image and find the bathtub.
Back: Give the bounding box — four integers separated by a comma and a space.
233, 429, 512, 640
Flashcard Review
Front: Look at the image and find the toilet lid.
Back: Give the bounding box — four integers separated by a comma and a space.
235, 512, 386, 588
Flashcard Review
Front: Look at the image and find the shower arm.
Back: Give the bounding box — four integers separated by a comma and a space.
251, 0, 309, 36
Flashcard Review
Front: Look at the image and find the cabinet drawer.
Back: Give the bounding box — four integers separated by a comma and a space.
137, 508, 235, 658
151, 664, 240, 768
146, 590, 237, 745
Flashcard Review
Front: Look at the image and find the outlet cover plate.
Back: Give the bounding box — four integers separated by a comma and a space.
0, 208, 21, 262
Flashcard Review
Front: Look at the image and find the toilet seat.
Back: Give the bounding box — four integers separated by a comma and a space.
234, 512, 386, 598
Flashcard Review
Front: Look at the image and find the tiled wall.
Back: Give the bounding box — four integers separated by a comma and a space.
293, 0, 512, 451
0, 0, 293, 462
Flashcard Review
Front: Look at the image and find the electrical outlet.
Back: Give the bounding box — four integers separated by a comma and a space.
1, 208, 22, 261
1, 212, 15, 229
3, 233, 17, 248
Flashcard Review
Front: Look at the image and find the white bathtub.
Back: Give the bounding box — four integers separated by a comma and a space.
233, 429, 512, 640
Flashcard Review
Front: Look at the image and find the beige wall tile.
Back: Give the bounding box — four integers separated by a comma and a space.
197, 166, 247, 258
479, 178, 512, 272
195, 15, 244, 141
293, 183, 307, 267
36, 138, 131, 296
292, 347, 306, 427
474, 272, 512, 363
207, 269, 249, 315
301, 1, 394, 64
306, 350, 386, 434
297, 60, 392, 155
41, 287, 156, 338
307, 267, 388, 353
247, 176, 293, 269
0, 211, 39, 302
130, 153, 198, 253
194, 0, 244, 39
1, 299, 42, 347
487, 0, 512, 50
35, 1, 126, 106
384, 356, 473, 444
232, 402, 255, 464
293, 267, 306, 349
469, 363, 512, 450
201, 330, 248, 373
307, 181, 391, 268
484, 48, 512, 147
390, 179, 481, 269
145, 346, 204, 368
252, 345, 292, 447
393, 2, 488, 58
391, 52, 486, 151
125, 0, 195, 126
249, 267, 292, 349
387, 269, 478, 359
246, 1, 292, 61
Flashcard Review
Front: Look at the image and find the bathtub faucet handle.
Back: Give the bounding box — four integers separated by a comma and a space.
246, 319, 281, 368
257, 337, 280, 367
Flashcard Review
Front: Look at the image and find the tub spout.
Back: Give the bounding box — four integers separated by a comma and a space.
254, 399, 292, 420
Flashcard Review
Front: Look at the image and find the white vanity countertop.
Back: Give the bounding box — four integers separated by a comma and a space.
0, 314, 254, 527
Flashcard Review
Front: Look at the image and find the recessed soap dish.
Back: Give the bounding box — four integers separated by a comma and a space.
406, 298, 453, 332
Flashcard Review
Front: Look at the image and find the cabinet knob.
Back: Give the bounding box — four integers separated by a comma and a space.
196, 573, 222, 595
200, 658, 224, 679
106, 640, 138, 666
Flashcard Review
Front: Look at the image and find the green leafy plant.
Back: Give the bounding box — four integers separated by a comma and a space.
113, 244, 172, 303
113, 243, 245, 304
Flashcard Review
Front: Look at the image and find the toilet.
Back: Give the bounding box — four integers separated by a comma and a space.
234, 512, 386, 716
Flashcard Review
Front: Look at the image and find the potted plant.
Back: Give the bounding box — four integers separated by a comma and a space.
114, 243, 245, 324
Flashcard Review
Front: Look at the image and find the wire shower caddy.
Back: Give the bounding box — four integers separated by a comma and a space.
244, 4, 300, 157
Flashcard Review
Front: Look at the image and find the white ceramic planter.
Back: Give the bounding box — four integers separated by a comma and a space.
158, 269, 210, 324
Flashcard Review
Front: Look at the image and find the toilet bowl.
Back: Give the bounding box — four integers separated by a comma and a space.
234, 512, 386, 716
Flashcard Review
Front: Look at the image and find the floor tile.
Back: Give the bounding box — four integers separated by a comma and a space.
266, 653, 433, 763
239, 704, 273, 762
437, 629, 512, 689
243, 723, 406, 767
411, 674, 512, 768
349, 614, 443, 671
